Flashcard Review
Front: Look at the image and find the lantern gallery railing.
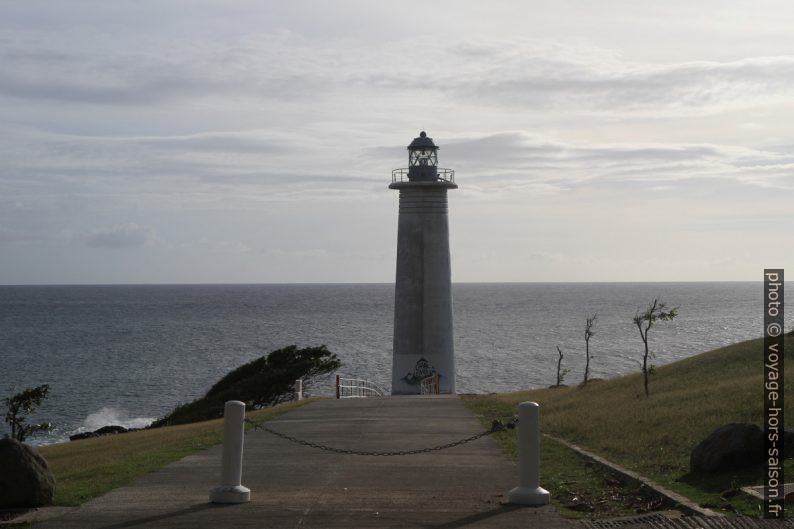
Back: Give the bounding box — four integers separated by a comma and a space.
335, 375, 387, 399
391, 168, 455, 184
419, 373, 441, 395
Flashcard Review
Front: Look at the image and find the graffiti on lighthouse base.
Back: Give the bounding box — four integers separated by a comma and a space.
402, 357, 440, 386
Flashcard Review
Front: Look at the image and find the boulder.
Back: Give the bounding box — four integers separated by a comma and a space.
0, 437, 55, 508
68, 431, 95, 441
94, 425, 128, 436
690, 423, 763, 473
69, 424, 130, 441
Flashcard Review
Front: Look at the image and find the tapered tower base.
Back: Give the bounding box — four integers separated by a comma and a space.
390, 180, 457, 395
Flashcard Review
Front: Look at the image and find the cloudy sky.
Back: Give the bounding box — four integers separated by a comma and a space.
1, 1, 792, 284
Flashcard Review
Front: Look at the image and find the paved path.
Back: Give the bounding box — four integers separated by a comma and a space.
36, 396, 574, 528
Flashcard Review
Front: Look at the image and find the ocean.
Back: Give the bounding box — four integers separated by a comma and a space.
0, 282, 785, 445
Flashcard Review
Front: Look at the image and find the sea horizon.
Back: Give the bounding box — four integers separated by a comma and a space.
0, 279, 770, 287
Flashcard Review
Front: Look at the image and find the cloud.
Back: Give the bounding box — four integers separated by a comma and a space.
0, 126, 376, 212
209, 241, 252, 254
0, 225, 31, 244
439, 132, 794, 192
86, 223, 156, 248
0, 29, 342, 106
0, 223, 73, 245
444, 54, 794, 115
2, 125, 791, 230
3, 29, 794, 117
266, 248, 328, 258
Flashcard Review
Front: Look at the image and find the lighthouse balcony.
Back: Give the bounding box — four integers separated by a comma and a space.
392, 167, 455, 184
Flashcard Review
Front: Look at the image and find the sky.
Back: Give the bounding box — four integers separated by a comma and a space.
1, 0, 792, 284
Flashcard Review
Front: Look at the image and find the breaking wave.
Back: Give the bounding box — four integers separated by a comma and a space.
81, 406, 155, 432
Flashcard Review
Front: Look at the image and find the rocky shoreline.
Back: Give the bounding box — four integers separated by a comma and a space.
69, 425, 141, 441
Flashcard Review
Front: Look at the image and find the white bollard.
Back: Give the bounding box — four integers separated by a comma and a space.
209, 400, 251, 503
294, 379, 303, 400
507, 401, 550, 505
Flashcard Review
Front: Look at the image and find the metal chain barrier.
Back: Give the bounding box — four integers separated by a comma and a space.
245, 417, 517, 457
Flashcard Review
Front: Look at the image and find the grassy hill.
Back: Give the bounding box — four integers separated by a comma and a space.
463, 336, 793, 516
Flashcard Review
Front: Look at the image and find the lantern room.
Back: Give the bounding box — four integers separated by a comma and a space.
407, 131, 438, 181
392, 131, 455, 184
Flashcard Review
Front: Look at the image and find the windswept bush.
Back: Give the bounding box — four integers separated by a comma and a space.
153, 345, 340, 427
3, 384, 53, 442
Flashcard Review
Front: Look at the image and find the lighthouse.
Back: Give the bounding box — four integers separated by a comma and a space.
390, 131, 457, 395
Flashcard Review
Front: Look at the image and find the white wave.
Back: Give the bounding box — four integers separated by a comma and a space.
81, 406, 154, 431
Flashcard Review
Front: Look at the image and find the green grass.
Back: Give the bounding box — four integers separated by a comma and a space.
462, 336, 793, 517
37, 398, 316, 506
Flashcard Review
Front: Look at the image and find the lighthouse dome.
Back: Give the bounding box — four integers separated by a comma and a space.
407, 131, 438, 150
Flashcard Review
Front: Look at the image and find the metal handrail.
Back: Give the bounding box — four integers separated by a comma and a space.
391, 168, 455, 184
335, 375, 387, 399
419, 373, 440, 395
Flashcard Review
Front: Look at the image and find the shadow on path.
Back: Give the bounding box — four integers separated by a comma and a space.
430, 504, 524, 528
97, 503, 230, 529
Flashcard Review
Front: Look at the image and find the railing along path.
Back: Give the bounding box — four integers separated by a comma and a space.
335, 375, 386, 399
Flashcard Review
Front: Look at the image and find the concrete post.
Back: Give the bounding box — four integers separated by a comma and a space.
294, 379, 303, 400
508, 401, 550, 505
209, 400, 251, 503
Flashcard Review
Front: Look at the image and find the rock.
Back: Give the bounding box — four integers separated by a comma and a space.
719, 488, 740, 499
690, 423, 763, 473
69, 424, 132, 441
94, 425, 128, 435
0, 437, 55, 508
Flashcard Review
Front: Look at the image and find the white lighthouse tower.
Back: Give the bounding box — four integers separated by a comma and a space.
390, 131, 457, 395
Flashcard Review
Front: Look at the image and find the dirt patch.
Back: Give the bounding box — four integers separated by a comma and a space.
558, 461, 670, 517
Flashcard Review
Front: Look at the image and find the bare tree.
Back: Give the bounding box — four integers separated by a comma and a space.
584, 313, 597, 384
633, 299, 678, 397
555, 345, 569, 386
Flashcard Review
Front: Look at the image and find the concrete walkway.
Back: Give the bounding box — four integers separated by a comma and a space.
36, 396, 575, 528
